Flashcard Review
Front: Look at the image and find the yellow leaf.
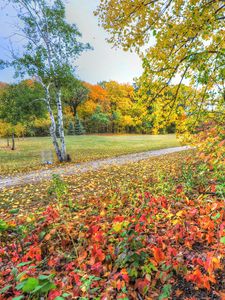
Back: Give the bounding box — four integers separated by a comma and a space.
100, 210, 105, 217
167, 213, 174, 219
172, 219, 180, 225
176, 210, 184, 217
113, 222, 123, 232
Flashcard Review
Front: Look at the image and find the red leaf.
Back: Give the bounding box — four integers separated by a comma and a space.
152, 247, 165, 264
135, 278, 150, 293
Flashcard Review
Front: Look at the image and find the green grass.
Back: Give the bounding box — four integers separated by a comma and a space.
0, 134, 180, 175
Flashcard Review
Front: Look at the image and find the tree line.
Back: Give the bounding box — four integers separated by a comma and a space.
0, 78, 177, 144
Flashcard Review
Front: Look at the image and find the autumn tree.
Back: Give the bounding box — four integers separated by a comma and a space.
0, 81, 46, 149
83, 83, 109, 111
105, 81, 136, 133
78, 83, 109, 132
63, 78, 89, 117
0, 121, 12, 147
63, 77, 90, 136
96, 1, 225, 129
4, 0, 91, 161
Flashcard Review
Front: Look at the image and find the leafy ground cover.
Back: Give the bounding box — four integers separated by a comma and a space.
0, 135, 179, 176
0, 151, 187, 214
0, 145, 225, 299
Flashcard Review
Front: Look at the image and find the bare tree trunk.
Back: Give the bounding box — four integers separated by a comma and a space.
37, 80, 64, 163
72, 105, 78, 118
11, 132, 15, 150
47, 104, 63, 162
45, 86, 63, 162
56, 88, 67, 161
7, 137, 9, 147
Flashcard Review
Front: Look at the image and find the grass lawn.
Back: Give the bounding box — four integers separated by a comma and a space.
0, 134, 180, 175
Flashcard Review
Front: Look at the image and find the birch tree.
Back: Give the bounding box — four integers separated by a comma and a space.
5, 0, 91, 162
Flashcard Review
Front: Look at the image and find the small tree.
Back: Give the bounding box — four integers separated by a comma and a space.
75, 114, 85, 135
67, 121, 75, 135
0, 121, 12, 147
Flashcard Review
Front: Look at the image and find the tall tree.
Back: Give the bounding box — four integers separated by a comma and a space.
96, 1, 225, 127
4, 0, 91, 161
63, 78, 90, 118
105, 81, 135, 133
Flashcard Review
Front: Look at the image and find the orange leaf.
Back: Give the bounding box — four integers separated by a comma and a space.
152, 247, 165, 263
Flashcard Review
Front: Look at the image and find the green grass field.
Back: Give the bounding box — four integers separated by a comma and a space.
0, 134, 180, 175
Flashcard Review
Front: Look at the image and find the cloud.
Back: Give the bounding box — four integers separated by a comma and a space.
66, 0, 143, 84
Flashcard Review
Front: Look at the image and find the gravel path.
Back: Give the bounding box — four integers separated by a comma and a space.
0, 146, 191, 189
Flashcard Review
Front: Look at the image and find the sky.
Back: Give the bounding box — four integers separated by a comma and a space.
0, 0, 143, 84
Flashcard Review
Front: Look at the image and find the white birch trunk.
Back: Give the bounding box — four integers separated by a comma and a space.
44, 85, 63, 162
56, 88, 67, 161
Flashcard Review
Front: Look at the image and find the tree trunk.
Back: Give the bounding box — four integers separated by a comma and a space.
72, 105, 78, 118
11, 132, 15, 150
45, 87, 63, 162
112, 121, 115, 134
56, 89, 67, 161
7, 137, 9, 147
48, 105, 63, 162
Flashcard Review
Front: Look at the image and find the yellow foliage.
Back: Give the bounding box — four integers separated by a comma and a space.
0, 121, 12, 137
96, 0, 225, 136
121, 115, 134, 127
33, 118, 51, 128
14, 123, 26, 137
